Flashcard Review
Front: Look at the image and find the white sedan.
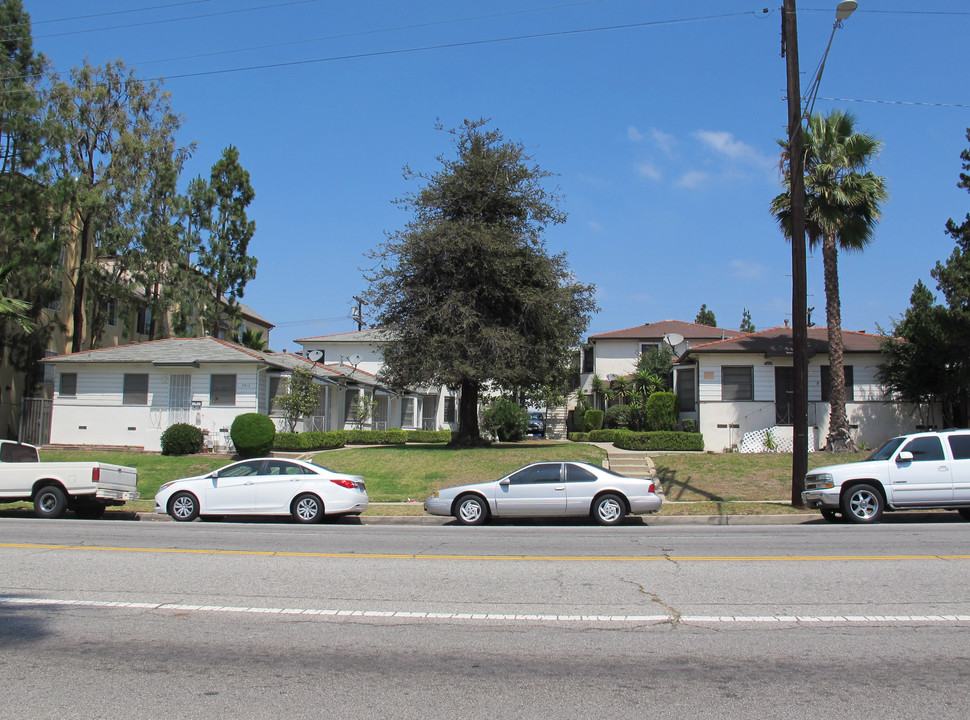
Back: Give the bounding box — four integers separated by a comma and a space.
424, 461, 662, 526
155, 457, 368, 523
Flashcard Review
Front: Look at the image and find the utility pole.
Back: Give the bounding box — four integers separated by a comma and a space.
352, 296, 364, 331
783, 0, 809, 505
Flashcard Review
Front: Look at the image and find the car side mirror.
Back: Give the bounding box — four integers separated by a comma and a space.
499, 478, 511, 486
897, 451, 914, 463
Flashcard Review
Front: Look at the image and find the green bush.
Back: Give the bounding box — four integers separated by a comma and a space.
345, 429, 408, 445
230, 413, 276, 458
569, 432, 590, 442
645, 392, 678, 431
681, 418, 698, 433
604, 404, 632, 429
406, 429, 453, 443
160, 423, 204, 456
273, 431, 346, 451
587, 429, 618, 442
482, 398, 529, 442
584, 409, 604, 432
613, 431, 705, 451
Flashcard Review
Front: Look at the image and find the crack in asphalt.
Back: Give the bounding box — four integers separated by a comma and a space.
625, 578, 681, 627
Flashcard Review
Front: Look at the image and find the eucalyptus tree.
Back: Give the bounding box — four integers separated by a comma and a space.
366, 120, 596, 444
772, 110, 888, 451
40, 59, 191, 351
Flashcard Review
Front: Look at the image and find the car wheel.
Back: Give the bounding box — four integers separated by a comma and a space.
168, 492, 200, 522
592, 493, 626, 526
840, 484, 884, 524
958, 508, 970, 521
454, 494, 488, 525
292, 493, 324, 523
74, 499, 106, 519
820, 509, 842, 523
34, 486, 68, 519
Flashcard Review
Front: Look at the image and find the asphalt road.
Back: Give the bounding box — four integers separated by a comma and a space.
2, 517, 969, 719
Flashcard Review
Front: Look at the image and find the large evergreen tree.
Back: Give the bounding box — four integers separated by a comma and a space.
695, 304, 716, 327
366, 120, 596, 444
191, 145, 257, 337
772, 110, 888, 451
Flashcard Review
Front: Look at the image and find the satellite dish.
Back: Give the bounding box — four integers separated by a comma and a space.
663, 333, 685, 347
351, 354, 361, 365
307, 349, 324, 362
606, 374, 618, 382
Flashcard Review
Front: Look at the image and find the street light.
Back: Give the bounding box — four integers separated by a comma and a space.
781, 0, 857, 505
803, 1, 859, 119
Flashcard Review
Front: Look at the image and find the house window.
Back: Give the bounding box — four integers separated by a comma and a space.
721, 366, 753, 402
821, 365, 854, 402
676, 368, 695, 412
581, 345, 594, 374
269, 376, 282, 414
103, 298, 118, 327
401, 397, 414, 427
444, 396, 456, 424
136, 307, 152, 335
640, 342, 659, 355
123, 374, 149, 405
59, 373, 77, 398
210, 374, 236, 406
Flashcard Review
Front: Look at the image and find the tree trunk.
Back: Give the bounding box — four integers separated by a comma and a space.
822, 233, 856, 452
454, 377, 484, 445
70, 214, 93, 353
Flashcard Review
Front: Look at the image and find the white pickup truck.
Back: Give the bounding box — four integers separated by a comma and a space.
0, 440, 139, 519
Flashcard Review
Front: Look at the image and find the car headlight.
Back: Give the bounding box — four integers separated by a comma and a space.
805, 473, 835, 490
158, 481, 175, 493
432, 492, 439, 499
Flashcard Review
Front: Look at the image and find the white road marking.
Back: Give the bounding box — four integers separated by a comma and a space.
3, 596, 969, 625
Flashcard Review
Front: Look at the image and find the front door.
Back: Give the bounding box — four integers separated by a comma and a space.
887, 435, 953, 505
775, 367, 794, 425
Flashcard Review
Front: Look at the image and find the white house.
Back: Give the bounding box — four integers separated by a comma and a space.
43, 337, 397, 452
295, 329, 459, 433
580, 320, 746, 394
675, 327, 929, 452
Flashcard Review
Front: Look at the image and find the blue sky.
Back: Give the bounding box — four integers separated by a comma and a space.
23, 1, 970, 352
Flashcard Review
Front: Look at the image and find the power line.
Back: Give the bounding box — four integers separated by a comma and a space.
817, 96, 970, 110
142, 12, 756, 83
131, 0, 611, 68
27, 1, 215, 26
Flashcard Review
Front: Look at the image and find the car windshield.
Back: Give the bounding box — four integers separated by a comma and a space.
867, 437, 905, 461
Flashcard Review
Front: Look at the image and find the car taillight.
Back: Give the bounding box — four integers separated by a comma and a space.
331, 479, 356, 489
648, 483, 655, 493
92, 467, 100, 483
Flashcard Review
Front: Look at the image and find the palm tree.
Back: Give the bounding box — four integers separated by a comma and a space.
238, 328, 267, 351
772, 110, 888, 452
0, 262, 33, 332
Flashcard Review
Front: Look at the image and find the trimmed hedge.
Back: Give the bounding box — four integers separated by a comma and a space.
604, 404, 632, 430
645, 392, 678, 431
230, 413, 276, 458
160, 423, 204, 456
273, 431, 346, 451
681, 418, 698, 433
569, 432, 590, 442
613, 431, 705, 452
344, 429, 408, 445
406, 429, 453, 443
587, 429, 626, 442
584, 409, 604, 432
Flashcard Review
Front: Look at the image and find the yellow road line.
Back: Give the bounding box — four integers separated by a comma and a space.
2, 543, 970, 561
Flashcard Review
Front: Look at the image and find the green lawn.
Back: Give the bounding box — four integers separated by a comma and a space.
21, 443, 869, 516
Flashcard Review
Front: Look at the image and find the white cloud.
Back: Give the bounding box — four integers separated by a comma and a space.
694, 130, 772, 167
675, 170, 711, 189
637, 162, 662, 181
627, 126, 643, 142
651, 128, 676, 155
587, 220, 604, 233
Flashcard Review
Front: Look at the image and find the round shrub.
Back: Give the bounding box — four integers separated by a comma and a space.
482, 398, 529, 442
160, 423, 204, 456
604, 404, 632, 429
583, 409, 605, 432
645, 392, 678, 431
230, 413, 276, 458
